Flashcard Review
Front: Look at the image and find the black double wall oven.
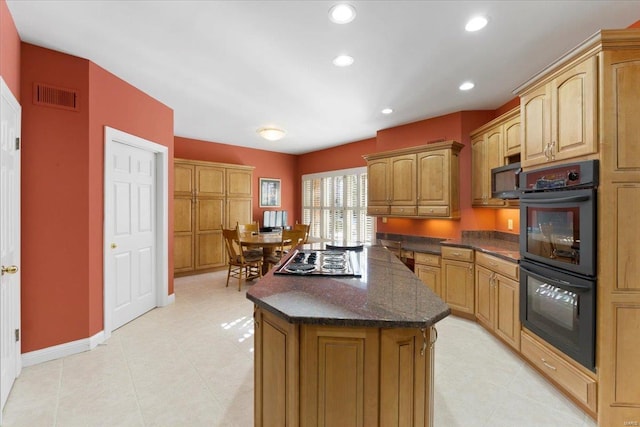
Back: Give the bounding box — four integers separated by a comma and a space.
519, 160, 598, 371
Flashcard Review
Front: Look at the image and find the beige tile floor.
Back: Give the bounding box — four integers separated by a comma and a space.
2, 270, 598, 426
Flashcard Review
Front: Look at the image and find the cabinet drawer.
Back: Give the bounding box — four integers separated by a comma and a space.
521, 331, 596, 413
415, 252, 440, 267
390, 206, 417, 216
475, 252, 518, 280
368, 205, 390, 216
441, 246, 474, 262
417, 206, 449, 217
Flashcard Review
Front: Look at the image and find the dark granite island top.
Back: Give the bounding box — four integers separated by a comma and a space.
246, 245, 450, 329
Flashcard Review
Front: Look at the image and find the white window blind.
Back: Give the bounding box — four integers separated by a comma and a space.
302, 167, 374, 244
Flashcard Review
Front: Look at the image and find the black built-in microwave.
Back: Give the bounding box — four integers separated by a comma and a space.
491, 162, 522, 199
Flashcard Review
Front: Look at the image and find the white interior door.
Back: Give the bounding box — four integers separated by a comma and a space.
105, 141, 157, 330
0, 77, 21, 415
103, 127, 169, 340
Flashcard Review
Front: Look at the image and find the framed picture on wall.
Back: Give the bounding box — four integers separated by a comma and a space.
259, 178, 281, 208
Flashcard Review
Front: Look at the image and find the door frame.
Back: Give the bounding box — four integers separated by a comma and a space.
103, 126, 169, 340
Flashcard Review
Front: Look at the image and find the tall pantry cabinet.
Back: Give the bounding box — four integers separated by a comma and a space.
516, 29, 640, 426
174, 159, 254, 276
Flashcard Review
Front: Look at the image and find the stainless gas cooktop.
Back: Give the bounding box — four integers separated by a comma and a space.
273, 249, 362, 277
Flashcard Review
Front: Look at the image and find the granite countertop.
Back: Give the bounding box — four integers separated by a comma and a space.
246, 245, 451, 329
441, 231, 520, 262
378, 231, 520, 263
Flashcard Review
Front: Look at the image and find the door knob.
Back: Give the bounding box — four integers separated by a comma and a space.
110, 243, 117, 249
1, 265, 18, 275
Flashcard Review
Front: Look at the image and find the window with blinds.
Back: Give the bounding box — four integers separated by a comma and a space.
301, 167, 373, 244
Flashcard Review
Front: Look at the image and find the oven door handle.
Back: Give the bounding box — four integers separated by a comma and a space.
520, 265, 592, 290
521, 194, 590, 204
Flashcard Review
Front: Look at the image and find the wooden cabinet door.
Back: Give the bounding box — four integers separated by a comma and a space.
474, 265, 494, 329
227, 197, 252, 229
416, 264, 441, 298
174, 162, 195, 273
254, 308, 299, 427
380, 328, 434, 427
174, 197, 194, 273
389, 154, 417, 206
442, 259, 474, 316
226, 167, 252, 198
551, 56, 597, 162
494, 274, 520, 351
471, 135, 486, 206
503, 115, 521, 158
521, 84, 552, 167
417, 149, 449, 207
485, 127, 506, 207
367, 158, 390, 209
300, 325, 380, 427
195, 197, 225, 269
196, 165, 225, 197
174, 162, 194, 197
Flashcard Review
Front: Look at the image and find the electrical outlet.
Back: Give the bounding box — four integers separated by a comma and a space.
507, 219, 513, 230
382, 217, 388, 223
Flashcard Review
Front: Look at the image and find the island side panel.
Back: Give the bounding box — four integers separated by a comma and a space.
300, 324, 380, 427
254, 307, 299, 427
380, 327, 435, 427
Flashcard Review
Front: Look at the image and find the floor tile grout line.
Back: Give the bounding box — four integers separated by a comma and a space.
117, 334, 147, 427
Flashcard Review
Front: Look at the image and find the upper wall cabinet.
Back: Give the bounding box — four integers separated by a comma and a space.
518, 52, 597, 168
470, 107, 520, 207
364, 140, 463, 219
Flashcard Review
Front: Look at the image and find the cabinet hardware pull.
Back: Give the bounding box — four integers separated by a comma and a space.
541, 358, 557, 371
430, 327, 438, 350
490, 262, 498, 267
468, 264, 473, 273
453, 252, 460, 256
420, 328, 427, 356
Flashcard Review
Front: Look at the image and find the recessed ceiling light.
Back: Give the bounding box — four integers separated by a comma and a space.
381, 108, 393, 115
333, 55, 354, 67
257, 127, 286, 141
329, 4, 356, 24
459, 81, 475, 91
465, 16, 488, 32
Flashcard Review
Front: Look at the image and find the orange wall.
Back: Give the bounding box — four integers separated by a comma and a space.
297, 138, 376, 176
174, 137, 299, 224
630, 20, 640, 28
20, 43, 174, 352
0, 0, 20, 98
88, 62, 174, 334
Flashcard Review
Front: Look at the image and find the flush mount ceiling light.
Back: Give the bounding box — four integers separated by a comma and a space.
381, 108, 393, 115
333, 54, 354, 67
465, 16, 488, 32
459, 81, 475, 91
329, 4, 356, 24
257, 127, 286, 141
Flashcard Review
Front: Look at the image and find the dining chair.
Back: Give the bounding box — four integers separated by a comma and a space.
236, 221, 262, 257
293, 222, 311, 243
265, 229, 306, 269
221, 226, 263, 291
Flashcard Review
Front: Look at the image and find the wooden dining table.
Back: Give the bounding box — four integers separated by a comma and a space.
238, 231, 290, 274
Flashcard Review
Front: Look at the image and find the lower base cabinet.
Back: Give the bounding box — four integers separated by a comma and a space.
521, 330, 597, 416
474, 252, 520, 351
415, 253, 441, 297
441, 247, 475, 318
254, 307, 436, 427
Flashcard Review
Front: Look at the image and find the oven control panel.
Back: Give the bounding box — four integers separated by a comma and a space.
520, 160, 598, 192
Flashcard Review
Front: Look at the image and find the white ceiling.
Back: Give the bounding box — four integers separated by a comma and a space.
6, 1, 640, 154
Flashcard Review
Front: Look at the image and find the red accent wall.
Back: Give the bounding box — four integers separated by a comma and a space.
20, 43, 173, 353
494, 97, 520, 118
0, 0, 20, 98
174, 136, 299, 224
629, 20, 640, 28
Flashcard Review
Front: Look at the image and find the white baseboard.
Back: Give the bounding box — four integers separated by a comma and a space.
165, 293, 175, 306
21, 331, 106, 367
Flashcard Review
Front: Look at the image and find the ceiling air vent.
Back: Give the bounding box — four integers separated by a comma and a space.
33, 82, 79, 111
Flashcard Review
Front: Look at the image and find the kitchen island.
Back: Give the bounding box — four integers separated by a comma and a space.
246, 244, 450, 427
